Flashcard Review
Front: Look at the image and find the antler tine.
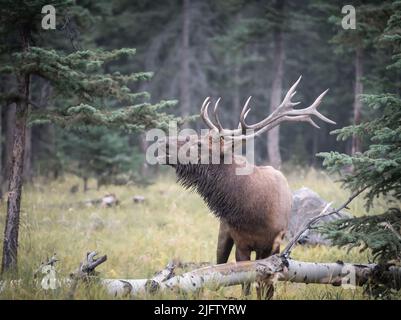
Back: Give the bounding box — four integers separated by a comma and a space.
239, 96, 252, 129
304, 89, 336, 124
226, 114, 321, 141
285, 89, 335, 125
243, 108, 251, 121
213, 97, 224, 131
225, 76, 335, 141
236, 108, 251, 130
284, 115, 320, 129
200, 96, 210, 113
281, 75, 302, 109
200, 97, 218, 131
289, 76, 302, 95
240, 77, 303, 130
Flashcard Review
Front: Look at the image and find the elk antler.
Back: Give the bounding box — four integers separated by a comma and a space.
200, 97, 218, 132
200, 76, 335, 140
201, 96, 243, 135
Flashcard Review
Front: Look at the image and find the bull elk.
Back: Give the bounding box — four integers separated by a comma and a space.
163, 76, 335, 298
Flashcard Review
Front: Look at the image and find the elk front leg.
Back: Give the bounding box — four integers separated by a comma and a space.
235, 247, 251, 297
216, 221, 234, 264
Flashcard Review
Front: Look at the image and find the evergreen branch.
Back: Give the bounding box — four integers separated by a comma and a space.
321, 208, 401, 264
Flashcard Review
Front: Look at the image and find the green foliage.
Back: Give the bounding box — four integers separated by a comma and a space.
0, 46, 178, 131
318, 93, 401, 209
328, 1, 393, 52
318, 2, 401, 296
0, 0, 72, 37
0, 0, 180, 186
320, 208, 401, 263
58, 126, 141, 187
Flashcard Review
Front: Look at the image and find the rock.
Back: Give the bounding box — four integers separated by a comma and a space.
133, 195, 145, 204
288, 187, 352, 246
101, 193, 119, 208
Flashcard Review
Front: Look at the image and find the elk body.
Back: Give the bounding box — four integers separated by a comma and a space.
162, 76, 335, 298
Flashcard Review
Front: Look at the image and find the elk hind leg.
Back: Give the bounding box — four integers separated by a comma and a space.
255, 249, 276, 300
255, 232, 285, 300
235, 247, 251, 297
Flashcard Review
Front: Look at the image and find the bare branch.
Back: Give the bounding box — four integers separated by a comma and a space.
281, 187, 368, 259
67, 251, 107, 300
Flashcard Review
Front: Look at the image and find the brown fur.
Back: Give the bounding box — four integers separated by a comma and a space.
175, 158, 291, 254
166, 135, 292, 298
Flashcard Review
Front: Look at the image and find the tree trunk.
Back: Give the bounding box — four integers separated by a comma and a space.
180, 0, 190, 125
83, 177, 88, 193
1, 78, 30, 274
1, 29, 30, 274
0, 106, 2, 200
312, 131, 319, 167
2, 104, 16, 194
267, 1, 285, 169
23, 126, 32, 182
233, 58, 241, 128
139, 133, 149, 177
38, 81, 57, 178
351, 46, 363, 154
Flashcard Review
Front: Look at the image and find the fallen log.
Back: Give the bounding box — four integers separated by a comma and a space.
100, 255, 401, 297
1, 253, 400, 297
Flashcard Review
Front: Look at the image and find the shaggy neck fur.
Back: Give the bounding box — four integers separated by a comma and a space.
175, 163, 264, 229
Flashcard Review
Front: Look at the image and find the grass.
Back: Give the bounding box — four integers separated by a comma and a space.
0, 167, 393, 299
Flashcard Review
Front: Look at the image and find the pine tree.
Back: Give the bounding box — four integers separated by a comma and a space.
58, 127, 146, 191
318, 1, 401, 297
324, 0, 392, 154
0, 0, 177, 273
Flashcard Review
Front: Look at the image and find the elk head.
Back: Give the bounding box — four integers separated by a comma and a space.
161, 76, 335, 167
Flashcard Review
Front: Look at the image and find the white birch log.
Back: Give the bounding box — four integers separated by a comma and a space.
99, 255, 401, 297
2, 255, 400, 297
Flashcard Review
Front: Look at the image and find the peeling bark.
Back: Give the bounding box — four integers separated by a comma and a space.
100, 256, 401, 297
1, 78, 29, 273
2, 255, 400, 298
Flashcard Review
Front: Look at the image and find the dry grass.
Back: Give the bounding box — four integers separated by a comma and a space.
0, 167, 390, 299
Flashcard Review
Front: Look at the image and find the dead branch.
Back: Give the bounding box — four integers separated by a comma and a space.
282, 187, 368, 258
33, 253, 59, 278
67, 251, 107, 299
144, 259, 213, 294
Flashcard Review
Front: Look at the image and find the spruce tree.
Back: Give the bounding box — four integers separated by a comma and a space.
318, 1, 401, 297
0, 0, 177, 273
58, 127, 145, 191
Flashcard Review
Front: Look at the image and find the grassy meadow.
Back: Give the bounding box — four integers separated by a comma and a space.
0, 167, 390, 299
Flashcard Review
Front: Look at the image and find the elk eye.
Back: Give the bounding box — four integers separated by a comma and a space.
185, 136, 190, 142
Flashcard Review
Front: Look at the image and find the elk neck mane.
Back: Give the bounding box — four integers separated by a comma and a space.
175, 161, 264, 229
